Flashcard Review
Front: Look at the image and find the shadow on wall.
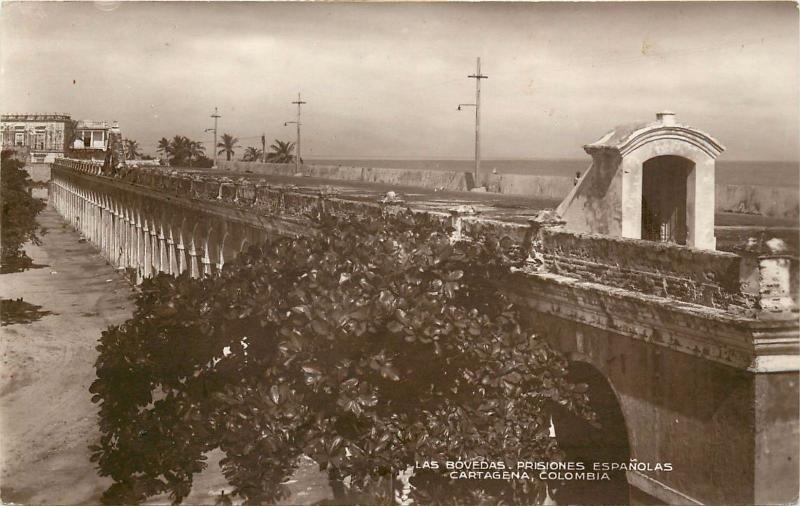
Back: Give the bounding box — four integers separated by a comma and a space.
549, 361, 631, 506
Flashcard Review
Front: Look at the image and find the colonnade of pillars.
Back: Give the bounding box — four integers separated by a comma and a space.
50, 175, 238, 283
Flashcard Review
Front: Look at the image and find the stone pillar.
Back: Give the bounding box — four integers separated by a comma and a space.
110, 212, 117, 266
116, 211, 123, 264
117, 212, 125, 267
189, 243, 200, 278
86, 198, 92, 243
217, 248, 225, 273
738, 238, 798, 319
167, 234, 178, 275
120, 214, 128, 267
109, 209, 116, 264
95, 202, 101, 247
176, 240, 187, 274
76, 195, 82, 233
200, 244, 213, 277
103, 207, 111, 262
133, 220, 143, 275
123, 216, 132, 268
686, 158, 716, 250
158, 229, 168, 273
129, 217, 138, 269
620, 156, 642, 239
753, 368, 799, 505
80, 196, 87, 235
736, 237, 800, 503
98, 207, 105, 258
141, 224, 152, 279
150, 228, 160, 273
526, 210, 567, 271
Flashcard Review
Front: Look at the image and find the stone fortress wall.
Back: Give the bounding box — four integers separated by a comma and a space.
218, 160, 799, 219
49, 157, 800, 505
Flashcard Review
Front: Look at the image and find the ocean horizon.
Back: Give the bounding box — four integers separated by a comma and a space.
305, 158, 799, 187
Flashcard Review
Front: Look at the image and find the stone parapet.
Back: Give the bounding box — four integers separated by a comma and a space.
51, 158, 798, 323
540, 229, 753, 311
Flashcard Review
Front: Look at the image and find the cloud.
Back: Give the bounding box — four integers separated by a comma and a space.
1, 1, 797, 160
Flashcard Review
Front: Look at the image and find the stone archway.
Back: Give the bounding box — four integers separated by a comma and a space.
549, 361, 631, 505
641, 155, 694, 245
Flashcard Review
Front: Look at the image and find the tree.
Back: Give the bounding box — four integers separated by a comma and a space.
123, 139, 142, 160
166, 136, 206, 167
156, 137, 170, 161
265, 139, 295, 164
217, 133, 240, 162
192, 154, 214, 169
187, 140, 205, 168
166, 135, 186, 166
1, 150, 46, 273
91, 209, 593, 505
241, 146, 262, 162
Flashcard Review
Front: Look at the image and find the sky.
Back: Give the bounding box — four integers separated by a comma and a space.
1, 1, 798, 161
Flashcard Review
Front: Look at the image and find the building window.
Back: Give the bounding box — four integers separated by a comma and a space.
92, 130, 104, 147
15, 132, 25, 146
83, 131, 91, 148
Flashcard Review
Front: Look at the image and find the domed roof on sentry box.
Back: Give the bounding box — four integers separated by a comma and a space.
583, 111, 725, 159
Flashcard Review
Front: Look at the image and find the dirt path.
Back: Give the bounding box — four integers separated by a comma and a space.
1, 206, 330, 505
1, 207, 135, 504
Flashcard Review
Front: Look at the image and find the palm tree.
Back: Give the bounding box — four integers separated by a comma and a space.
242, 146, 263, 162
266, 139, 296, 164
217, 133, 239, 162
123, 139, 142, 160
157, 137, 170, 161
187, 139, 205, 167
165, 135, 204, 167
166, 135, 186, 166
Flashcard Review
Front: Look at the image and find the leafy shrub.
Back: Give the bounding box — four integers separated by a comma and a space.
91, 209, 592, 505
1, 150, 46, 273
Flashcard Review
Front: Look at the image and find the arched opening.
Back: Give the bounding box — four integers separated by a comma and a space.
641, 155, 693, 245
550, 362, 631, 505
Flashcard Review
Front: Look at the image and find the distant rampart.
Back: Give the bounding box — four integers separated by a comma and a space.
218, 161, 798, 219
217, 161, 573, 201
716, 184, 799, 219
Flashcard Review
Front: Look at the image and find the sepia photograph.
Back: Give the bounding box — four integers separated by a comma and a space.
1, 1, 798, 505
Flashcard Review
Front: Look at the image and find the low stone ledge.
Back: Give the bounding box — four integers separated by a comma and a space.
50, 158, 797, 319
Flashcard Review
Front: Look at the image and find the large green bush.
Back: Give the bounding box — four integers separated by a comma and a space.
91, 209, 592, 505
1, 150, 46, 273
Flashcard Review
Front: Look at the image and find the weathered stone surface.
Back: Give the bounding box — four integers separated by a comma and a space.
50, 158, 799, 506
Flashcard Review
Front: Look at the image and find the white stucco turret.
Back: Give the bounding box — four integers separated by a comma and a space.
557, 112, 724, 250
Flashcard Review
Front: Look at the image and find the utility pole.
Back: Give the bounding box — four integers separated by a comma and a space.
458, 57, 488, 183
209, 107, 220, 168
285, 92, 306, 173
292, 92, 306, 173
